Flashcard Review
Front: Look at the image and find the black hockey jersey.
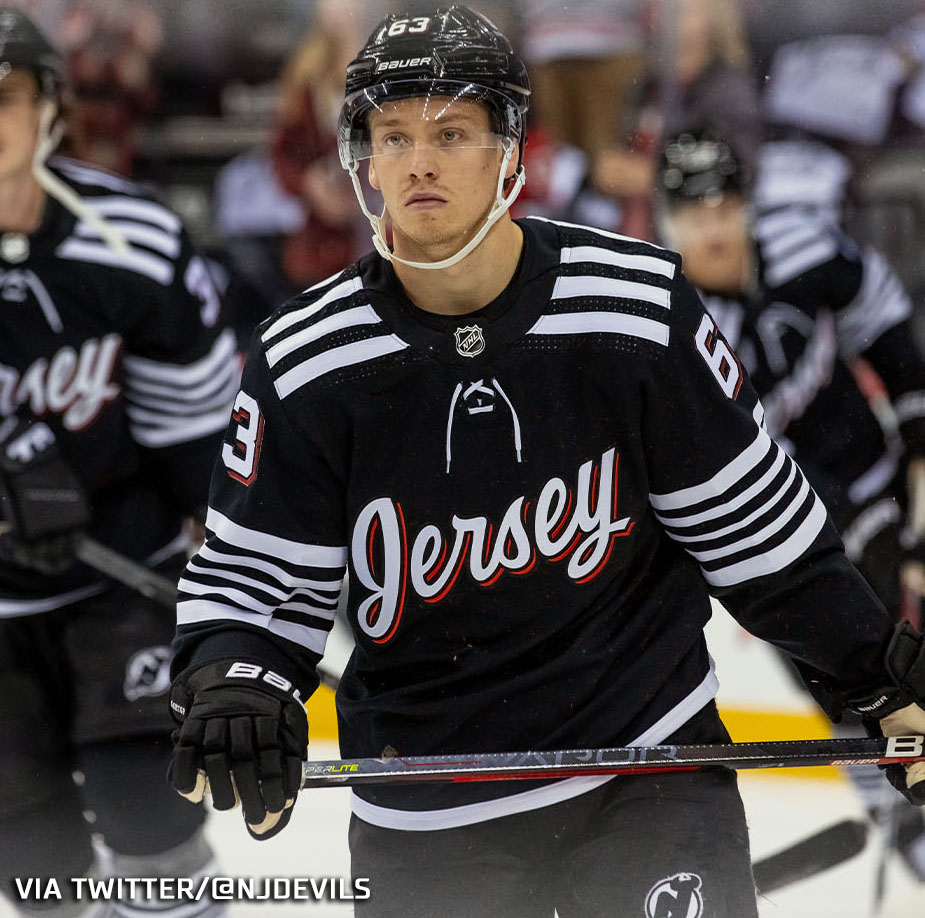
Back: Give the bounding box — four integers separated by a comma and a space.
700, 289, 892, 529
752, 205, 925, 459
0, 157, 239, 614
173, 217, 892, 830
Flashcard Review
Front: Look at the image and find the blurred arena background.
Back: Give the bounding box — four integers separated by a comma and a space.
9, 0, 925, 344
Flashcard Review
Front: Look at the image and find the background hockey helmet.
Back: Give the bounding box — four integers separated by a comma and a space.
338, 5, 531, 170
0, 6, 63, 99
657, 127, 750, 207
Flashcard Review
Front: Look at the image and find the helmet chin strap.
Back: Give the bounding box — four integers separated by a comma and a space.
347, 139, 526, 271
31, 100, 132, 256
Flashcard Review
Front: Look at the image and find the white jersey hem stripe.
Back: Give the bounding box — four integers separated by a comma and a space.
349, 664, 719, 831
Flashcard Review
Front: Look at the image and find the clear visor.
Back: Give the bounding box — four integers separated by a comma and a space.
341, 80, 513, 165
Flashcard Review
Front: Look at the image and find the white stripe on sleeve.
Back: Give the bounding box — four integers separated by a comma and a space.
205, 507, 347, 569
649, 429, 774, 512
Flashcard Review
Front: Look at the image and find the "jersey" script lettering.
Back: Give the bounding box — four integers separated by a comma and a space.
350, 447, 634, 643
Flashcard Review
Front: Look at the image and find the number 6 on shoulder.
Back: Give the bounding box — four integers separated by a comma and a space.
694, 313, 743, 399
222, 390, 264, 486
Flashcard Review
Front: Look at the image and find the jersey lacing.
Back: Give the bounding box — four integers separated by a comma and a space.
445, 377, 523, 474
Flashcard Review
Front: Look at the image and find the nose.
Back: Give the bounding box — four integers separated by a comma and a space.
406, 140, 440, 180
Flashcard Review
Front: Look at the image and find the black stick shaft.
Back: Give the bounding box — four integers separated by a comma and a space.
752, 819, 868, 894
301, 735, 925, 788
75, 534, 178, 607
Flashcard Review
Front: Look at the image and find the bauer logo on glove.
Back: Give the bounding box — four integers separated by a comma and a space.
168, 659, 310, 841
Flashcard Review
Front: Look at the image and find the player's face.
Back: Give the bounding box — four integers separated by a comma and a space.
0, 70, 43, 183
366, 96, 515, 261
663, 195, 751, 295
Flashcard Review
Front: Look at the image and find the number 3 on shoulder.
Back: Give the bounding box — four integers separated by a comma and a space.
694, 313, 743, 399
222, 390, 264, 485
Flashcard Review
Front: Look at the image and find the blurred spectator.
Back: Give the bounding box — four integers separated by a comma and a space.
3, 0, 66, 37
212, 0, 371, 335
269, 0, 365, 289
511, 124, 623, 232
592, 0, 760, 238
520, 0, 647, 158
58, 0, 163, 176
211, 149, 306, 335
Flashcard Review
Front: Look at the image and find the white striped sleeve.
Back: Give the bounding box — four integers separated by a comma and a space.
123, 328, 240, 447
173, 339, 349, 668
650, 429, 827, 588
754, 207, 840, 288
177, 509, 347, 657
834, 247, 913, 358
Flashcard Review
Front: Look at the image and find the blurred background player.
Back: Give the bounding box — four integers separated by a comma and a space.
756, 2, 925, 309
0, 8, 237, 916
656, 125, 925, 882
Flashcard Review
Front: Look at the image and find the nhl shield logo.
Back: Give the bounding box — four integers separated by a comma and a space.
454, 324, 485, 358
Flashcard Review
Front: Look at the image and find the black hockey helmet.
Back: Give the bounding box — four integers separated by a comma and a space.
657, 127, 750, 207
0, 7, 63, 98
337, 5, 531, 169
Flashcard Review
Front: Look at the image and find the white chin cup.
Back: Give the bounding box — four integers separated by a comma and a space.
347, 139, 526, 270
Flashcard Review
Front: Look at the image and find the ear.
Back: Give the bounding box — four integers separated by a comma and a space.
367, 159, 380, 192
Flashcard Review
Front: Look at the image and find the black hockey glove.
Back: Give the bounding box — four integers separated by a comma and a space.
846, 623, 925, 805
0, 418, 90, 575
169, 660, 309, 840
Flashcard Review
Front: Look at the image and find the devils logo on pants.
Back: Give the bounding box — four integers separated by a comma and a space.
645, 872, 704, 918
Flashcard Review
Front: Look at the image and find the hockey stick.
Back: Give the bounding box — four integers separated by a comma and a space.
0, 519, 183, 608
73, 534, 343, 691
301, 735, 925, 788
74, 533, 179, 607
752, 818, 868, 894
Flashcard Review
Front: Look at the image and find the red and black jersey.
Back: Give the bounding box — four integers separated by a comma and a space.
173, 216, 892, 830
0, 157, 238, 613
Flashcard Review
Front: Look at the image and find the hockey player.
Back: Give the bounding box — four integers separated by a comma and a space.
169, 8, 925, 916
0, 9, 237, 917
656, 125, 925, 880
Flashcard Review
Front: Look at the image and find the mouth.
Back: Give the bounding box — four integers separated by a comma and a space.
404, 193, 448, 210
